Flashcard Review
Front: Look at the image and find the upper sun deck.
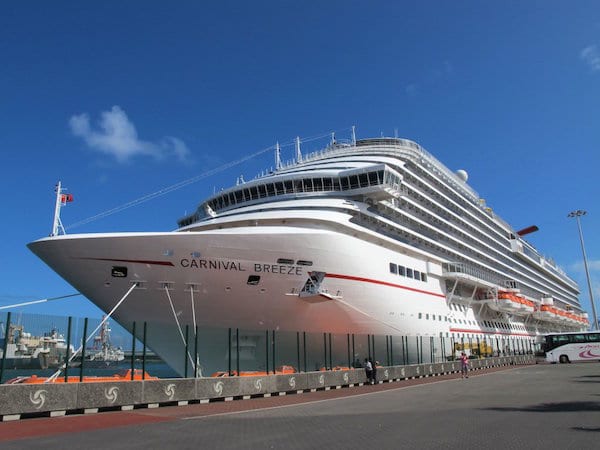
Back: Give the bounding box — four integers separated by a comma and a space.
178, 137, 484, 227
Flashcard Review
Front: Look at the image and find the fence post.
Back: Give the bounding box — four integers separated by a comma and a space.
131, 321, 136, 380
142, 322, 147, 380
184, 325, 189, 378
64, 316, 72, 382
80, 317, 88, 382
0, 312, 12, 383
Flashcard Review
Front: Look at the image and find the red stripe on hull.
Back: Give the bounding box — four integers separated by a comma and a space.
325, 273, 446, 299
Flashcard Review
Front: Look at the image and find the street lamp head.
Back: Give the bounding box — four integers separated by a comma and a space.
568, 210, 587, 218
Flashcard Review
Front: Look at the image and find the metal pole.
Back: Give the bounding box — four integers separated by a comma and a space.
131, 321, 136, 380
297, 332, 301, 373
569, 210, 599, 330
228, 328, 232, 376
265, 330, 269, 375
236, 328, 240, 376
142, 322, 147, 380
1, 312, 12, 383
303, 331, 307, 372
80, 317, 88, 382
347, 333, 351, 369
323, 332, 327, 370
184, 325, 189, 378
194, 325, 199, 378
272, 330, 276, 374
328, 333, 332, 370
64, 316, 72, 382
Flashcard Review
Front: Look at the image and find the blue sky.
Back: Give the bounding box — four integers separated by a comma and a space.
1, 1, 599, 325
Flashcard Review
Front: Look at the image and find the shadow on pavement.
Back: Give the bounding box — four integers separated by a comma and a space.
483, 401, 600, 413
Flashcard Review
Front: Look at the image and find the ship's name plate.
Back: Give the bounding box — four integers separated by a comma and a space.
179, 259, 303, 275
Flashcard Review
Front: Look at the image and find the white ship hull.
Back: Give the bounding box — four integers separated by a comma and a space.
29, 136, 588, 375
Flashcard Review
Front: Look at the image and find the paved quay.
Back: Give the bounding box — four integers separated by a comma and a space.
1, 363, 598, 449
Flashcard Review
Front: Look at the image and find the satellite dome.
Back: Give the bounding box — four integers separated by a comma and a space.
456, 169, 468, 183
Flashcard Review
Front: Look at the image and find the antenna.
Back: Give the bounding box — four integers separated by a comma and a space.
330, 132, 336, 146
295, 136, 302, 163
275, 142, 282, 170
51, 181, 70, 236
351, 126, 356, 146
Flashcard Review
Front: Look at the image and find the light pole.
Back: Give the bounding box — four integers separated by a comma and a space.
568, 210, 598, 330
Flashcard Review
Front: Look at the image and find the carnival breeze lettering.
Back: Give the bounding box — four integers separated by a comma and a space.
180, 259, 303, 275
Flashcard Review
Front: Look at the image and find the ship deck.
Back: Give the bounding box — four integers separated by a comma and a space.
1, 363, 598, 449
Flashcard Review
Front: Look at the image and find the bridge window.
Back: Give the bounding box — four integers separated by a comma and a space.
389, 263, 398, 274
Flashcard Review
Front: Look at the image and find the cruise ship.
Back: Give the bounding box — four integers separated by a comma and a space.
28, 134, 589, 375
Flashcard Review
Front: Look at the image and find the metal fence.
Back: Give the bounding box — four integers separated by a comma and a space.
1, 311, 534, 383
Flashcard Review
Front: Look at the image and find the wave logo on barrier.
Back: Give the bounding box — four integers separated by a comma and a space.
416, 366, 420, 375
318, 374, 325, 385
165, 383, 176, 400
105, 386, 119, 404
343, 372, 349, 383
254, 378, 263, 391
213, 381, 224, 395
428, 365, 433, 374
29, 389, 47, 409
289, 377, 296, 388
384, 369, 389, 379
579, 349, 600, 358
400, 368, 405, 377
441, 364, 445, 372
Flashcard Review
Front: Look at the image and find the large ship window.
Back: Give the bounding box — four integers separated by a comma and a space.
406, 268, 413, 278
413, 270, 420, 280
421, 273, 427, 282
389, 263, 398, 274
340, 176, 350, 190
313, 178, 323, 191
358, 173, 369, 187
398, 265, 406, 276
284, 180, 293, 193
259, 184, 267, 198
368, 171, 379, 185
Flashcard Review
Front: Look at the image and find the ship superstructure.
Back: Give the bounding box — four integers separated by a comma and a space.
28, 136, 588, 375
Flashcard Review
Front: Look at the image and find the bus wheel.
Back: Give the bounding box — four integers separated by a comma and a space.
559, 355, 570, 364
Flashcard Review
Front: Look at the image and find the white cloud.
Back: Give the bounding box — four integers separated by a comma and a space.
69, 106, 190, 163
580, 45, 600, 71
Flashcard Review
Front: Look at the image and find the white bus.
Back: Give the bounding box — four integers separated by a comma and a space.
540, 331, 600, 363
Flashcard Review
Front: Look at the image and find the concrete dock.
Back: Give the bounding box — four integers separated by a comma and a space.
1, 362, 598, 449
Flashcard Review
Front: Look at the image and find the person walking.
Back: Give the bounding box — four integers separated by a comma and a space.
370, 359, 378, 384
364, 358, 373, 384
460, 352, 469, 378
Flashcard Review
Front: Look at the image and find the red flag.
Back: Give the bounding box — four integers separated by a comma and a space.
61, 194, 74, 203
